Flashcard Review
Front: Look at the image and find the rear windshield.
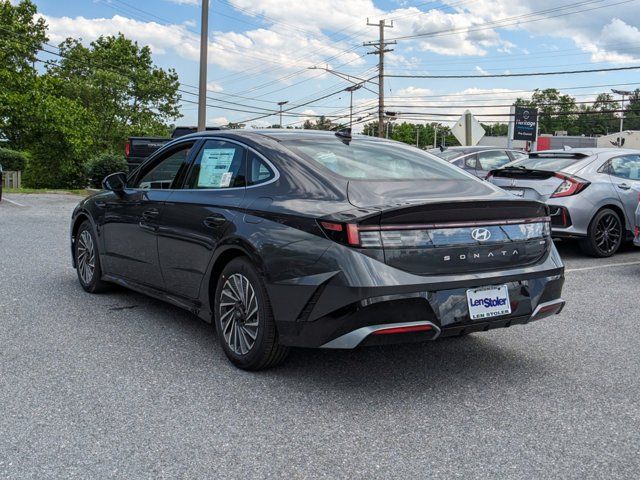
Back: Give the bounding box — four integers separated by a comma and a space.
282, 139, 471, 181
507, 155, 583, 172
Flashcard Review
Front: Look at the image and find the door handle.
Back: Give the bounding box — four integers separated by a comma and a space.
141, 208, 160, 221
203, 214, 227, 228
617, 183, 631, 190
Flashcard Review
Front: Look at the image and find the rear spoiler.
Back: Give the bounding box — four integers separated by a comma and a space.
528, 152, 591, 159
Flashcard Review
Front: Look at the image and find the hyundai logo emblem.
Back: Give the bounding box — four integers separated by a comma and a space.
471, 228, 492, 241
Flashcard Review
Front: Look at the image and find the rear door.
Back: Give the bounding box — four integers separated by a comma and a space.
607, 154, 640, 229
157, 139, 248, 300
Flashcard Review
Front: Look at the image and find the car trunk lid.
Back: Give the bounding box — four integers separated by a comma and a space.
345, 181, 551, 275
488, 168, 564, 201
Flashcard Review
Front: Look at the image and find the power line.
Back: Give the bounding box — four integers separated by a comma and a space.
386, 65, 640, 79
386, 0, 632, 42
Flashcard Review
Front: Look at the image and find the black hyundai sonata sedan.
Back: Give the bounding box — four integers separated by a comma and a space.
70, 129, 565, 370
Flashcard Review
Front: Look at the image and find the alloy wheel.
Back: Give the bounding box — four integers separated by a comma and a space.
594, 213, 621, 255
76, 230, 96, 285
219, 273, 259, 355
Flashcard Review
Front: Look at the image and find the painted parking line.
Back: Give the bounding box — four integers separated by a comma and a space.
1, 196, 27, 207
566, 260, 640, 273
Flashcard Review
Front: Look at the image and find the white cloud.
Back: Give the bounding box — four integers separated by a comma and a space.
42, 14, 196, 56
208, 116, 229, 126
475, 66, 489, 76
206, 81, 223, 92
165, 0, 200, 5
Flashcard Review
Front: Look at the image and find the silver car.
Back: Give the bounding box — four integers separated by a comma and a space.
488, 148, 640, 257
428, 146, 529, 179
634, 188, 640, 247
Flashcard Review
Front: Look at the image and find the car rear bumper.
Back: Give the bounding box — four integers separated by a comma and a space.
271, 245, 565, 349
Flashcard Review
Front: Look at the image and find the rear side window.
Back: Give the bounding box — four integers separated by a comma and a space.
477, 150, 511, 170
247, 152, 275, 186
185, 140, 246, 189
609, 155, 640, 180
508, 155, 583, 172
283, 139, 470, 181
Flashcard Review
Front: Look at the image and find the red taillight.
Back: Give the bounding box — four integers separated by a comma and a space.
372, 324, 433, 335
319, 221, 343, 232
346, 224, 360, 246
635, 225, 639, 238
551, 173, 590, 198
485, 172, 494, 180
318, 221, 378, 247
124, 140, 131, 157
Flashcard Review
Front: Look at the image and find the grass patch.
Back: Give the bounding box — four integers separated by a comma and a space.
3, 187, 92, 196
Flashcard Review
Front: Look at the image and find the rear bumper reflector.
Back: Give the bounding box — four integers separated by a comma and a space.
320, 321, 440, 349
531, 299, 565, 320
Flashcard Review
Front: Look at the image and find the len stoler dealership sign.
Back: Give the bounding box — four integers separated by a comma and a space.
513, 106, 538, 141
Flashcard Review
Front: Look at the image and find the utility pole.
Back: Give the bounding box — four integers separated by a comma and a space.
364, 19, 395, 138
197, 0, 209, 132
277, 101, 288, 128
416, 127, 419, 147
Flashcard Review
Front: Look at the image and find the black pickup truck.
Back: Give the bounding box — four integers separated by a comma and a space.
125, 126, 225, 169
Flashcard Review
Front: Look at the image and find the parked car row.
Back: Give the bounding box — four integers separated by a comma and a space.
71, 130, 566, 370
486, 148, 640, 257
428, 146, 529, 178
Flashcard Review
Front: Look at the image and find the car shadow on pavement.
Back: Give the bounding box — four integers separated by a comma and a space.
265, 334, 550, 395
67, 274, 550, 393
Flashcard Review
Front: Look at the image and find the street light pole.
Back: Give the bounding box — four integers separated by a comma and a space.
612, 89, 633, 146
277, 101, 288, 128
197, 0, 209, 132
345, 84, 362, 130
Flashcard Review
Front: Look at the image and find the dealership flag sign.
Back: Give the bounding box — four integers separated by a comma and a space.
513, 107, 538, 141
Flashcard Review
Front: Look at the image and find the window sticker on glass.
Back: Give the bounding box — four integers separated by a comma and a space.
197, 148, 236, 187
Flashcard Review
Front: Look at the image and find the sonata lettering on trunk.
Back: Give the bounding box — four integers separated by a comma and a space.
443, 249, 520, 261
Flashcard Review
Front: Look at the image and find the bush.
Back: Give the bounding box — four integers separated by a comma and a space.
85, 153, 128, 188
0, 148, 28, 171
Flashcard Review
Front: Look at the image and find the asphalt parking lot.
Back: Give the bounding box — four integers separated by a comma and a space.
1, 193, 639, 479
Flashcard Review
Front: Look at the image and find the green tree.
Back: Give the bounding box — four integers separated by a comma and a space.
302, 116, 342, 130
47, 34, 181, 152
0, 0, 48, 145
623, 89, 640, 131
516, 88, 577, 134
482, 123, 508, 136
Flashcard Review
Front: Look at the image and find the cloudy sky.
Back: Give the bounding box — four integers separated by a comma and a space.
29, 0, 640, 129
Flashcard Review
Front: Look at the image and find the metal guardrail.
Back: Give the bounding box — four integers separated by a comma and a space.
2, 171, 21, 189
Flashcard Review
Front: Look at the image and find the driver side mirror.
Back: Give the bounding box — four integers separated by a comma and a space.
102, 171, 127, 193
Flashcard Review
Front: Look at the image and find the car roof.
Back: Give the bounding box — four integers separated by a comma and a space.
435, 146, 520, 152
532, 148, 640, 157
175, 128, 396, 144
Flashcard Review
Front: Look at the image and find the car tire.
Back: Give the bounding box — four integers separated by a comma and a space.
74, 220, 110, 293
579, 208, 623, 258
214, 257, 289, 370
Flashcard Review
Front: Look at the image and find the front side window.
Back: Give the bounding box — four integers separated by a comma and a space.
185, 140, 246, 189
477, 150, 512, 171
283, 139, 470, 181
609, 155, 640, 180
133, 143, 194, 190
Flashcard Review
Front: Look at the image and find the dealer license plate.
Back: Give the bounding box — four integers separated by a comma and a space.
466, 285, 512, 320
